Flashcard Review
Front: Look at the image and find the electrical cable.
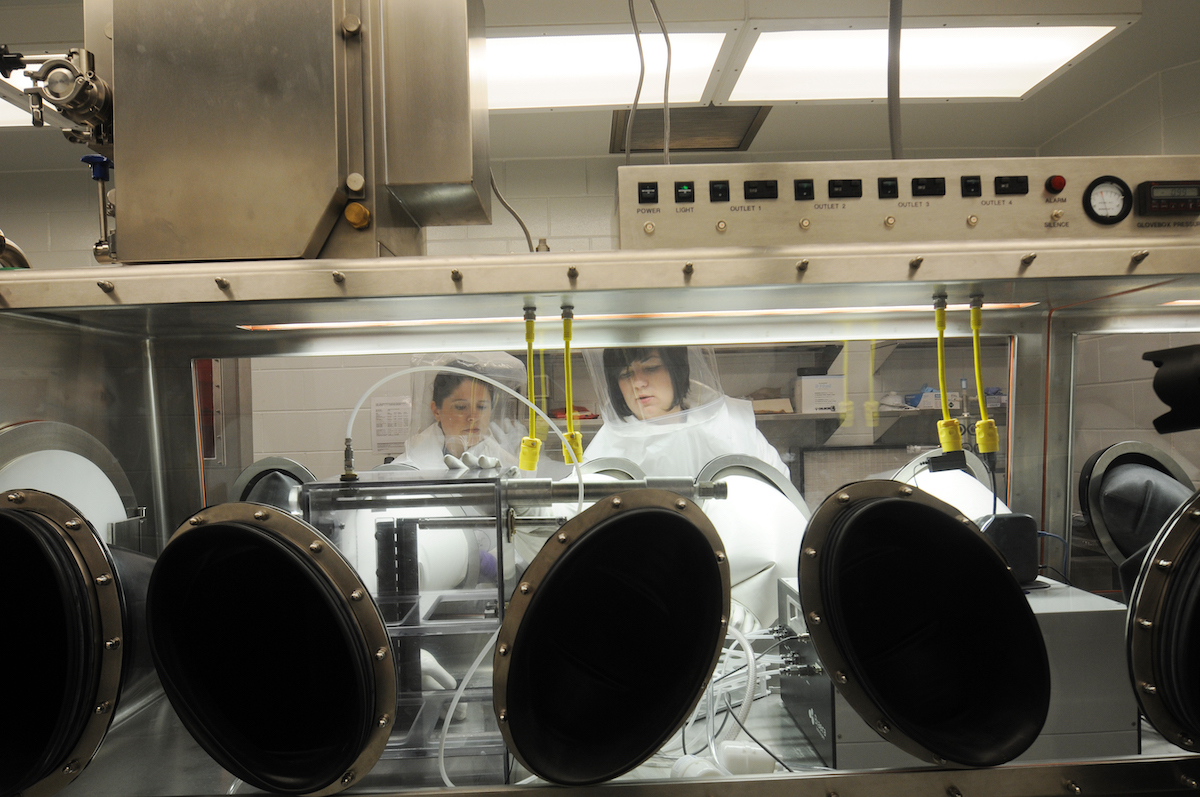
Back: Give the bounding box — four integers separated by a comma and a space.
887, 0, 903, 160
1039, 564, 1073, 586
439, 628, 501, 788
970, 296, 1000, 460
624, 0, 646, 165
561, 306, 583, 463
972, 308, 990, 427
713, 639, 786, 683
489, 169, 534, 253
933, 295, 963, 453
1038, 530, 1070, 573
936, 303, 950, 421
721, 693, 793, 773
526, 315, 536, 440
520, 307, 543, 471
538, 348, 547, 415
990, 454, 998, 516
673, 637, 790, 757
647, 0, 672, 164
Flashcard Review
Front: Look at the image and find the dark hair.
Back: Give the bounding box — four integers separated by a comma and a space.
602, 347, 690, 419
431, 373, 494, 407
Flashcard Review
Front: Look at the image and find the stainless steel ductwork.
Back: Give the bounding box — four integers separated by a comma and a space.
0, 488, 157, 797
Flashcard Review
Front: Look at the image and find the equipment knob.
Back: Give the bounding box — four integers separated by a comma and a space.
81, 154, 113, 181
0, 44, 25, 79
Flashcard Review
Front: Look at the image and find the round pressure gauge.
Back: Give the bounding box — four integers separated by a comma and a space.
1083, 175, 1133, 225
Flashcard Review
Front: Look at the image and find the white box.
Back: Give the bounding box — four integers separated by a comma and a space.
795, 376, 840, 414
915, 390, 961, 410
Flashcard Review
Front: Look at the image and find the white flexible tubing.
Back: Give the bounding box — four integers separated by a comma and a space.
344, 365, 584, 513
705, 680, 730, 775
438, 627, 502, 788
718, 626, 756, 745
670, 628, 765, 757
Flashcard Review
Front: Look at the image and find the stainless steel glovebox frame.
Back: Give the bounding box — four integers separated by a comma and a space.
4, 243, 1200, 794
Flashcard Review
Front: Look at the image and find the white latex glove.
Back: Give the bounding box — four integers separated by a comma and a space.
443, 453, 466, 469
460, 451, 500, 469
421, 649, 467, 721
728, 599, 762, 636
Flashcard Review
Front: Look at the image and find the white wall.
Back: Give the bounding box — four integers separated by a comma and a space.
250, 354, 414, 479
0, 170, 104, 269
1042, 60, 1200, 157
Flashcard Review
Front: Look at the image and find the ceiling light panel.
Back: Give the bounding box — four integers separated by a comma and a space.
728, 25, 1117, 102
487, 32, 727, 110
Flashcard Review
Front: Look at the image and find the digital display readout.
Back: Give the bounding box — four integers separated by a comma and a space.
1151, 185, 1200, 199
1137, 180, 1200, 216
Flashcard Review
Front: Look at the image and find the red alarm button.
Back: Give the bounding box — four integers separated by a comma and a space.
1045, 175, 1067, 194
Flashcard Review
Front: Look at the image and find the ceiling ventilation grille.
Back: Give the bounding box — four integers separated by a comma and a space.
610, 105, 770, 153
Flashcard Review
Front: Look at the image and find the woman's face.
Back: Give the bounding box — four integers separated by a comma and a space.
616, 351, 679, 420
432, 379, 493, 452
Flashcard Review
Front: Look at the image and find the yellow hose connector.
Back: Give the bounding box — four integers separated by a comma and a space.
938, 418, 964, 453
969, 296, 1000, 455
934, 295, 962, 452
521, 306, 541, 472
519, 436, 543, 471
976, 419, 1000, 454
561, 307, 584, 464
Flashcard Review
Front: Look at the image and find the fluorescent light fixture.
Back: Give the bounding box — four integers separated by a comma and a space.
729, 26, 1114, 101
238, 302, 1036, 332
487, 33, 726, 109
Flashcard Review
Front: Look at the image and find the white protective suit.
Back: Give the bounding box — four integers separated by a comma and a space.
584, 391, 788, 479
581, 347, 801, 631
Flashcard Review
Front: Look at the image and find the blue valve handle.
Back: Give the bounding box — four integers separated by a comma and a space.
81, 154, 113, 181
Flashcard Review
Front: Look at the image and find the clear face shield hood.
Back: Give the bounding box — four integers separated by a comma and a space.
406, 352, 527, 463
581, 346, 725, 437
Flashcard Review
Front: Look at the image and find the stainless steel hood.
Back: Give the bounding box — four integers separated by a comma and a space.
87, 0, 490, 264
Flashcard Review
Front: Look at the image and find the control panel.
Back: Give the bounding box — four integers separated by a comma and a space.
617, 156, 1200, 249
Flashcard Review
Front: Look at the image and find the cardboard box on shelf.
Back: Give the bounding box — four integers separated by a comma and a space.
753, 398, 794, 414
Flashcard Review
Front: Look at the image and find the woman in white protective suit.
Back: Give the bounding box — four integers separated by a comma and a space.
582, 346, 788, 477
398, 351, 526, 470
383, 351, 527, 597
582, 346, 803, 632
